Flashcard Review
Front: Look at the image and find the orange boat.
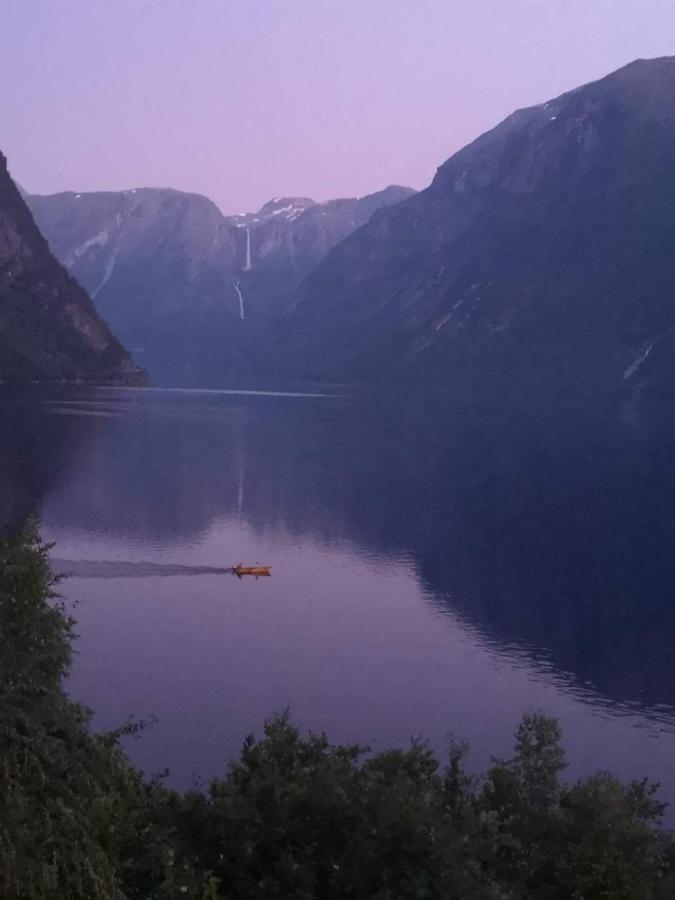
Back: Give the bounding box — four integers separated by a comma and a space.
232, 563, 272, 578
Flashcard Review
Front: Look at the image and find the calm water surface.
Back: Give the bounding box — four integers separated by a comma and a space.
3, 387, 675, 806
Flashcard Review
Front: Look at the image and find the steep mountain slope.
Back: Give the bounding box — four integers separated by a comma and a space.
285, 57, 675, 396
0, 152, 142, 384
27, 185, 413, 382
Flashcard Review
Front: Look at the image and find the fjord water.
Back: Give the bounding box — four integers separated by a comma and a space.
3, 387, 675, 803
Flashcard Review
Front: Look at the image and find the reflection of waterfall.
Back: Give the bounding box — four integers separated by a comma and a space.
233, 418, 245, 518
237, 455, 244, 517
244, 227, 252, 270
233, 277, 245, 320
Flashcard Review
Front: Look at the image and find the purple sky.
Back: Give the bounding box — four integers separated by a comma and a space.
4, 0, 674, 215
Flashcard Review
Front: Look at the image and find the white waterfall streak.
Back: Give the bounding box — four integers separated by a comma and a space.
92, 250, 118, 298
233, 277, 245, 320
244, 226, 252, 270
623, 341, 654, 381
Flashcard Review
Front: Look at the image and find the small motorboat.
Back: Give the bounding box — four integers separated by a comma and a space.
232, 563, 272, 578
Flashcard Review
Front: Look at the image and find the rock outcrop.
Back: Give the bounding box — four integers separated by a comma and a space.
0, 152, 144, 384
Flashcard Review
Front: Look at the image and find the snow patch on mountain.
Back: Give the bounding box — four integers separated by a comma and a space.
69, 228, 109, 264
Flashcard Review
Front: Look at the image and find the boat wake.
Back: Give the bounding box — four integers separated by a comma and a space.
50, 559, 233, 579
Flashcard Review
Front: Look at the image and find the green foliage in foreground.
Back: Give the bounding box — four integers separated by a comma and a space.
2, 530, 675, 898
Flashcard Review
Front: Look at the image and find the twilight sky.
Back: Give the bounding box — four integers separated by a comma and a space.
3, 0, 674, 215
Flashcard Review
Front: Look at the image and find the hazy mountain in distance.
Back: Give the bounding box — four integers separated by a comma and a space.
27, 184, 414, 383
282, 57, 675, 399
0, 151, 143, 384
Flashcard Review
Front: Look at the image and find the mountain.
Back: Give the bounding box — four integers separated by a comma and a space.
0, 152, 143, 384
282, 57, 675, 397
27, 184, 414, 382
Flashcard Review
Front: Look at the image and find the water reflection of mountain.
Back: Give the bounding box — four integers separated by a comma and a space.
0, 390, 87, 531
6, 388, 675, 715
405, 400, 675, 715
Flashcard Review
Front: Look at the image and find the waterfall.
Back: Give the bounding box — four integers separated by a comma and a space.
623, 341, 655, 381
92, 250, 118, 298
233, 277, 245, 320
244, 226, 252, 270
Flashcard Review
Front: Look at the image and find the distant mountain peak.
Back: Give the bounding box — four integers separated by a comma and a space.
259, 196, 316, 212
26, 178, 413, 381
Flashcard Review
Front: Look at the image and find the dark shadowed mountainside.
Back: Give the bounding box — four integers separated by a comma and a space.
283, 57, 675, 398
27, 185, 414, 383
0, 152, 143, 385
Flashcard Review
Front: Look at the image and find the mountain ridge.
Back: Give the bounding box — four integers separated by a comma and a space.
280, 55, 675, 397
0, 152, 144, 385
27, 183, 415, 382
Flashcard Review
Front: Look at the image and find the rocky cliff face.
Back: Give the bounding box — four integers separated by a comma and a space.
27, 184, 413, 383
0, 152, 143, 384
283, 57, 675, 397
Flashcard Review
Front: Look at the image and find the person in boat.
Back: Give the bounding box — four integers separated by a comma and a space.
232, 563, 271, 578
